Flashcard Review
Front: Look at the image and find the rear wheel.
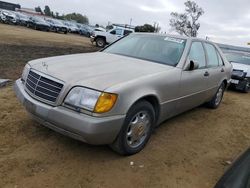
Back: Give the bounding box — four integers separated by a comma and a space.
243, 80, 249, 93
96, 37, 106, 48
110, 101, 155, 155
207, 82, 225, 109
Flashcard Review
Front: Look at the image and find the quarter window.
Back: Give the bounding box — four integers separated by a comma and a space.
204, 43, 219, 67
124, 30, 132, 35
188, 42, 206, 69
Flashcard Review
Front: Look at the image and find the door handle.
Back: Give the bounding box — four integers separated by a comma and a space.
221, 68, 225, 72
204, 71, 210, 77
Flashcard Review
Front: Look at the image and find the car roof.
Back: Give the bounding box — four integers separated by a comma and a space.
132, 32, 210, 43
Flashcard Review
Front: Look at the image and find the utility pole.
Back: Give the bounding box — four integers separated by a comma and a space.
129, 18, 132, 28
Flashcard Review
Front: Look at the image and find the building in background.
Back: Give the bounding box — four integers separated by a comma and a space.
218, 43, 250, 53
0, 1, 20, 11
16, 8, 42, 15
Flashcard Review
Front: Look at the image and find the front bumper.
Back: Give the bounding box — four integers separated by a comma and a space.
14, 79, 125, 145
230, 77, 249, 90
90, 36, 95, 43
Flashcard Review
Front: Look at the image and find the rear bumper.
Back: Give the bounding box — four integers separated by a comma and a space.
14, 79, 125, 145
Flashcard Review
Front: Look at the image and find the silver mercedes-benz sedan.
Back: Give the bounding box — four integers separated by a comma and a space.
14, 33, 232, 155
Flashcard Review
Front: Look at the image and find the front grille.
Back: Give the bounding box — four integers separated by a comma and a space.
25, 70, 64, 104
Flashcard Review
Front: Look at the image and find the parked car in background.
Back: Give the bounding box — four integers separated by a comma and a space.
15, 12, 30, 26
79, 24, 88, 36
1, 10, 17, 24
27, 16, 50, 31
14, 34, 232, 155
0, 9, 6, 23
223, 50, 250, 93
91, 27, 134, 47
63, 21, 79, 33
45, 18, 68, 34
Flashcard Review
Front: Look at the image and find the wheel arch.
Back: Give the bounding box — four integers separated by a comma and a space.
95, 35, 106, 42
129, 95, 161, 125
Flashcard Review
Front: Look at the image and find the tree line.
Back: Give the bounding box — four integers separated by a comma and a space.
34, 5, 89, 24
34, 1, 204, 36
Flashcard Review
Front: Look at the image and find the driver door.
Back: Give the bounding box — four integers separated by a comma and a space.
106, 28, 123, 44
177, 41, 210, 113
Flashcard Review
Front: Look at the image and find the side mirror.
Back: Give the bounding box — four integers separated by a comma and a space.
190, 60, 199, 70
184, 60, 199, 71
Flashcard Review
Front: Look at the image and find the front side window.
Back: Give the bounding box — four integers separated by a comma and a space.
103, 34, 186, 66
204, 43, 219, 67
188, 42, 206, 69
110, 29, 123, 35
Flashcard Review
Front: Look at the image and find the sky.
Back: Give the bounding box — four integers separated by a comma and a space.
6, 0, 250, 47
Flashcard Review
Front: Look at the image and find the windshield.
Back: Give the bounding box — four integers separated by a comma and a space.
103, 34, 186, 66
224, 51, 250, 65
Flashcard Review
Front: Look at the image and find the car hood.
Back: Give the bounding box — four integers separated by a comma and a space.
232, 62, 250, 77
28, 52, 173, 91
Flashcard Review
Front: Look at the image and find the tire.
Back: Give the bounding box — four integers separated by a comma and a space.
207, 82, 225, 109
110, 100, 155, 155
95, 37, 106, 48
242, 80, 249, 93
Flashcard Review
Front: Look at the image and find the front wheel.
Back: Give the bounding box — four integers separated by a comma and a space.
95, 38, 106, 48
207, 82, 225, 109
110, 101, 155, 155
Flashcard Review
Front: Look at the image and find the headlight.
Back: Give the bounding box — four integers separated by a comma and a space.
21, 64, 30, 81
64, 87, 117, 113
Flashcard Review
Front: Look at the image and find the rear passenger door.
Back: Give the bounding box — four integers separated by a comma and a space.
203, 43, 225, 98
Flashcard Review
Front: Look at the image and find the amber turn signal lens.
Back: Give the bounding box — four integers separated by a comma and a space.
94, 93, 117, 113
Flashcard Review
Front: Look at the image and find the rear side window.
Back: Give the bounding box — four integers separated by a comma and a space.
204, 43, 219, 67
216, 51, 224, 66
115, 29, 123, 35
188, 42, 206, 69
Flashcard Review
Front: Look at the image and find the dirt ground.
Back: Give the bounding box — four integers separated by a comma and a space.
0, 24, 250, 188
